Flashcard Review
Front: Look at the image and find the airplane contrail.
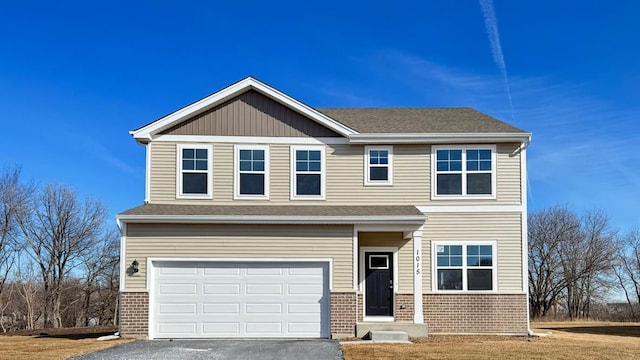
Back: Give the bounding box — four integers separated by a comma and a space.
479, 0, 515, 120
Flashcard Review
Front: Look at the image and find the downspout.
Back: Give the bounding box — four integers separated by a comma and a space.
116, 217, 125, 337
519, 136, 534, 336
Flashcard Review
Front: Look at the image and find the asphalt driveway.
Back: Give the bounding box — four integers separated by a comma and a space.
70, 339, 343, 360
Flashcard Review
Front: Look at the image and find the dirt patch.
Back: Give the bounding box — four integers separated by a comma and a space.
343, 322, 640, 360
0, 336, 132, 360
533, 321, 640, 338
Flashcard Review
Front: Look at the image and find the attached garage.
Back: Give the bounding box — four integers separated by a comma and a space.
150, 260, 331, 339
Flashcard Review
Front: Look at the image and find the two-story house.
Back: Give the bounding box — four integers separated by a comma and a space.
117, 77, 531, 339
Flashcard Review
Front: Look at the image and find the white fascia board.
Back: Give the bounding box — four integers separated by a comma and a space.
117, 214, 426, 225
130, 77, 357, 141
348, 132, 532, 144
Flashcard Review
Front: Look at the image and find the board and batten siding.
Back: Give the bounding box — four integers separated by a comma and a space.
159, 90, 341, 137
422, 212, 523, 293
124, 224, 353, 292
149, 142, 522, 205
359, 232, 413, 294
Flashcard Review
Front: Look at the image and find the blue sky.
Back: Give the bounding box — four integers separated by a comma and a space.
1, 1, 638, 232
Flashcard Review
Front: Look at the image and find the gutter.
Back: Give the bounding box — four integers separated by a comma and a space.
348, 132, 532, 144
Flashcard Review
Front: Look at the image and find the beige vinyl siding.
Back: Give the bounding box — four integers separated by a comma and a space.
148, 142, 176, 202
160, 90, 340, 137
124, 224, 353, 292
359, 232, 413, 293
149, 142, 521, 205
423, 212, 523, 292
494, 143, 522, 204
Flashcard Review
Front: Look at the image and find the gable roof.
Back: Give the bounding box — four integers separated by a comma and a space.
131, 77, 531, 145
131, 77, 357, 143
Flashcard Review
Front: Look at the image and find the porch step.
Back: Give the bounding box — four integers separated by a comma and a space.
356, 322, 428, 338
367, 330, 409, 342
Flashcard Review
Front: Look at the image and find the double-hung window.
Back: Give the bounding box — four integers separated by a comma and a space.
234, 145, 269, 199
364, 146, 393, 186
177, 144, 213, 199
291, 146, 325, 200
433, 145, 496, 198
433, 241, 496, 291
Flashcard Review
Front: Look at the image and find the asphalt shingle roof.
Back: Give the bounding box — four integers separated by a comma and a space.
316, 107, 527, 134
119, 204, 424, 217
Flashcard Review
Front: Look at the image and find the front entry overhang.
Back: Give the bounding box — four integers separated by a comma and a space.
117, 204, 426, 227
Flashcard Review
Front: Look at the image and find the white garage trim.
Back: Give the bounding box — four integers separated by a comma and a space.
147, 258, 333, 340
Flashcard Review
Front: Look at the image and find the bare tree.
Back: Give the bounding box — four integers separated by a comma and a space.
0, 167, 31, 326
562, 210, 616, 319
528, 206, 582, 318
14, 258, 42, 330
614, 228, 640, 320
16, 184, 107, 328
80, 230, 120, 326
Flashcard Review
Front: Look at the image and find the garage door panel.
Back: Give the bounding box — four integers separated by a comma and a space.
246, 267, 283, 276
154, 261, 329, 338
203, 303, 240, 314
203, 283, 240, 295
245, 284, 283, 295
158, 322, 197, 335
245, 303, 282, 314
159, 303, 197, 314
288, 303, 321, 314
159, 266, 198, 276
203, 322, 240, 334
159, 283, 198, 295
288, 322, 321, 334
288, 284, 323, 295
245, 322, 282, 334
203, 267, 241, 276
289, 267, 324, 276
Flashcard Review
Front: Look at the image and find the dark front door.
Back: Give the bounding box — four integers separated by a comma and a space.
365, 252, 393, 316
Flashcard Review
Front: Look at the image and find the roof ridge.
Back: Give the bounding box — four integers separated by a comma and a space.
316, 106, 474, 110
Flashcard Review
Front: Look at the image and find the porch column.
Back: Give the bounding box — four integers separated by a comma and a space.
413, 227, 424, 324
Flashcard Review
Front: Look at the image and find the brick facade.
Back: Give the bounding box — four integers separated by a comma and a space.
423, 293, 528, 334
330, 292, 357, 338
120, 292, 149, 339
395, 293, 414, 322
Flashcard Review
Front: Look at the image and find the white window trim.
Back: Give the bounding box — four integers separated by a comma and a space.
290, 145, 326, 200
431, 144, 497, 200
431, 240, 498, 293
233, 144, 270, 200
364, 145, 393, 186
176, 144, 213, 199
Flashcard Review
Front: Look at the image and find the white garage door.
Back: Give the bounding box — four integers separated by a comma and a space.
152, 261, 330, 339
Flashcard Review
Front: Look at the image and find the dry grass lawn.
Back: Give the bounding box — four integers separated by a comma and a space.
342, 322, 640, 360
0, 327, 133, 360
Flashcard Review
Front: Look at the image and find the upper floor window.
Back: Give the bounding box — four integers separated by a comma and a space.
234, 145, 269, 199
364, 146, 393, 186
433, 241, 496, 292
177, 144, 213, 199
291, 145, 325, 200
432, 145, 496, 199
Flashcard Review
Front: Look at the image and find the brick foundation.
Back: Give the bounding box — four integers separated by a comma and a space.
330, 292, 357, 338
395, 293, 414, 321
423, 293, 528, 334
119, 292, 149, 339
